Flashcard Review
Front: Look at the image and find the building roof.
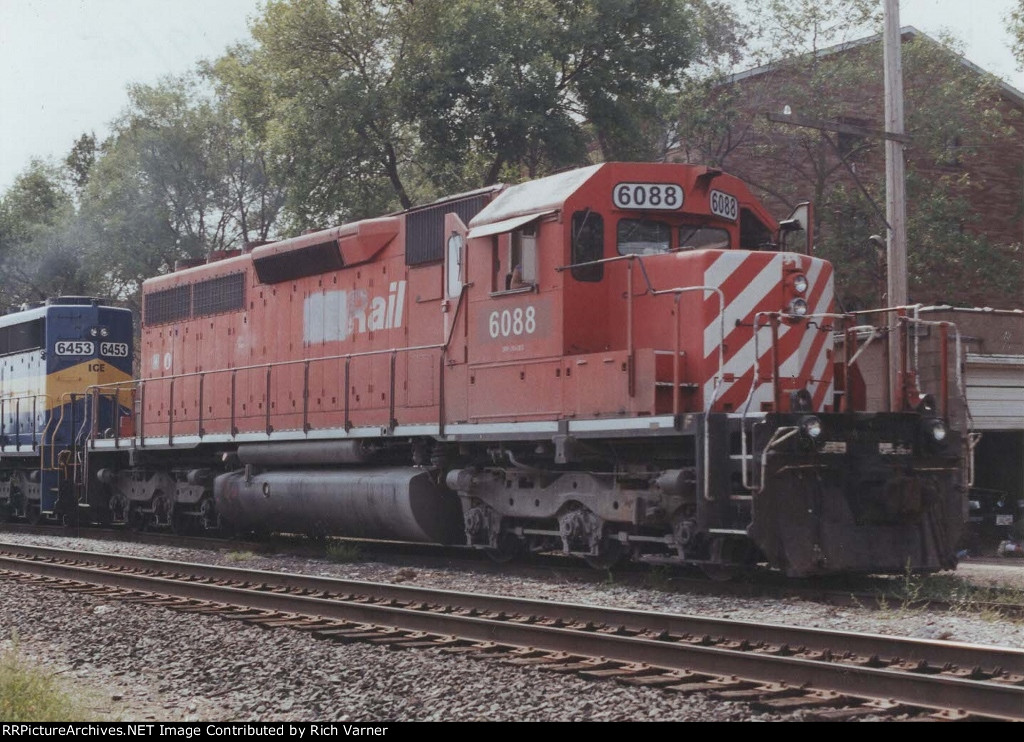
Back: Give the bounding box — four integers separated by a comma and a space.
728, 26, 1024, 107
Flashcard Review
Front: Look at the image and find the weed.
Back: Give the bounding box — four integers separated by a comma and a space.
645, 565, 673, 590
325, 541, 363, 563
0, 642, 96, 722
223, 550, 257, 563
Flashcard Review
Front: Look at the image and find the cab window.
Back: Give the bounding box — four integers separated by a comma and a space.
571, 210, 604, 282
617, 219, 670, 255
740, 209, 775, 250
679, 226, 730, 250
492, 225, 538, 293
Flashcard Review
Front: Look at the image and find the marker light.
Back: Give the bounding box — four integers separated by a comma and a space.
926, 419, 947, 443
787, 298, 808, 316
801, 416, 823, 439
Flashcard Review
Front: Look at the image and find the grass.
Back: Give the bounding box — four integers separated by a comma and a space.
644, 565, 674, 590
324, 540, 363, 563
222, 550, 257, 563
0, 643, 97, 722
878, 564, 1024, 620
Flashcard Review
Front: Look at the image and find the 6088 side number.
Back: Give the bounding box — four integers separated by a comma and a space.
488, 306, 537, 338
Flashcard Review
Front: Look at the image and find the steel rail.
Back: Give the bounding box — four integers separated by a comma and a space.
0, 546, 1022, 720
0, 541, 1021, 675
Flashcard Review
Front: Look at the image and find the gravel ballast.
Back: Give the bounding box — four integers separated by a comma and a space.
1, 533, 1021, 722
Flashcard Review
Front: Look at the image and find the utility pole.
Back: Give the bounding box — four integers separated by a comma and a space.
883, 0, 908, 411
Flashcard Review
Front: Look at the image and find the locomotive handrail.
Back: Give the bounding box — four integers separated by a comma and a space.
740, 310, 852, 493
897, 314, 977, 487
897, 315, 968, 419
0, 393, 52, 453
558, 253, 730, 503
47, 392, 81, 470
85, 341, 448, 447
647, 285, 727, 503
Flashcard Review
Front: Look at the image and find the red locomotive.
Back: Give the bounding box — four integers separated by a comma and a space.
83, 162, 965, 576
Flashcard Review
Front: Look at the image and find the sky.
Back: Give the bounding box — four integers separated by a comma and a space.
0, 0, 1022, 193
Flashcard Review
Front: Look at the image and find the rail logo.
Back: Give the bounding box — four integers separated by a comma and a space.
303, 280, 407, 344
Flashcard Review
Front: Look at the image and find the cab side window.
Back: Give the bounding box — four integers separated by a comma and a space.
740, 209, 774, 250
571, 210, 604, 282
510, 224, 538, 287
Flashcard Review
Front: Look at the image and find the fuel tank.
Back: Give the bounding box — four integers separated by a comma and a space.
213, 467, 463, 543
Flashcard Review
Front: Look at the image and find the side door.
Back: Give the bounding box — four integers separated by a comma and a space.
437, 212, 470, 423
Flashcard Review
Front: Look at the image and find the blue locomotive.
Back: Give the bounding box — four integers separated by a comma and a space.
0, 298, 133, 523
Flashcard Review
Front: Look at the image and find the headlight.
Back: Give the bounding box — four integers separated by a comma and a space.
801, 416, 823, 439
89, 327, 99, 337
100, 327, 110, 337
786, 298, 808, 316
925, 418, 947, 443
791, 274, 808, 294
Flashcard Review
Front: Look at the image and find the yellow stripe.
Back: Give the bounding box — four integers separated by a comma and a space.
45, 361, 134, 411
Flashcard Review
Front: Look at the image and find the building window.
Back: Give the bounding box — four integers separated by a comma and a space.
836, 117, 871, 160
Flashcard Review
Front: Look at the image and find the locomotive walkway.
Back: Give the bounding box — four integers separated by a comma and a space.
0, 541, 1021, 720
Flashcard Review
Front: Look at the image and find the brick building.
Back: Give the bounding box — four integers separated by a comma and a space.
672, 27, 1023, 310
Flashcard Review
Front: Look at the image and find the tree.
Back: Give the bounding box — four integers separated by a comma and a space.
78, 74, 285, 312
0, 161, 91, 305
65, 133, 98, 195
675, 3, 1023, 309
1011, 0, 1024, 69
213, 0, 743, 231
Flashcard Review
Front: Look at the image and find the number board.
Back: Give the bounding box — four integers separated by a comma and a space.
101, 342, 130, 358
613, 183, 684, 211
709, 190, 738, 221
54, 340, 95, 356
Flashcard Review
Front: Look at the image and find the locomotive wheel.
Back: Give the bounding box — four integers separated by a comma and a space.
197, 497, 219, 532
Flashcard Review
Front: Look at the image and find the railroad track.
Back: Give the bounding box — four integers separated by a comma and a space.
4, 522, 1024, 619
0, 541, 1021, 721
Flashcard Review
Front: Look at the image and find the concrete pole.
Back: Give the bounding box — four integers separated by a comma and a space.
883, 0, 908, 410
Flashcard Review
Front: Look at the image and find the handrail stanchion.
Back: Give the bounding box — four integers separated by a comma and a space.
344, 357, 352, 431
389, 351, 397, 432
673, 293, 682, 417
168, 378, 175, 445
198, 373, 205, 438
626, 258, 635, 397
302, 361, 311, 433
265, 365, 273, 436
230, 371, 237, 437
939, 323, 949, 417
770, 315, 781, 412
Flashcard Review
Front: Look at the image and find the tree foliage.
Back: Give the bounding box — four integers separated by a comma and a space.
0, 161, 89, 307
675, 1, 1023, 309
212, 0, 742, 231
1011, 0, 1024, 69
77, 75, 285, 313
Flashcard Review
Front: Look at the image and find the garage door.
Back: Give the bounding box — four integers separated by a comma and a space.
965, 354, 1024, 431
